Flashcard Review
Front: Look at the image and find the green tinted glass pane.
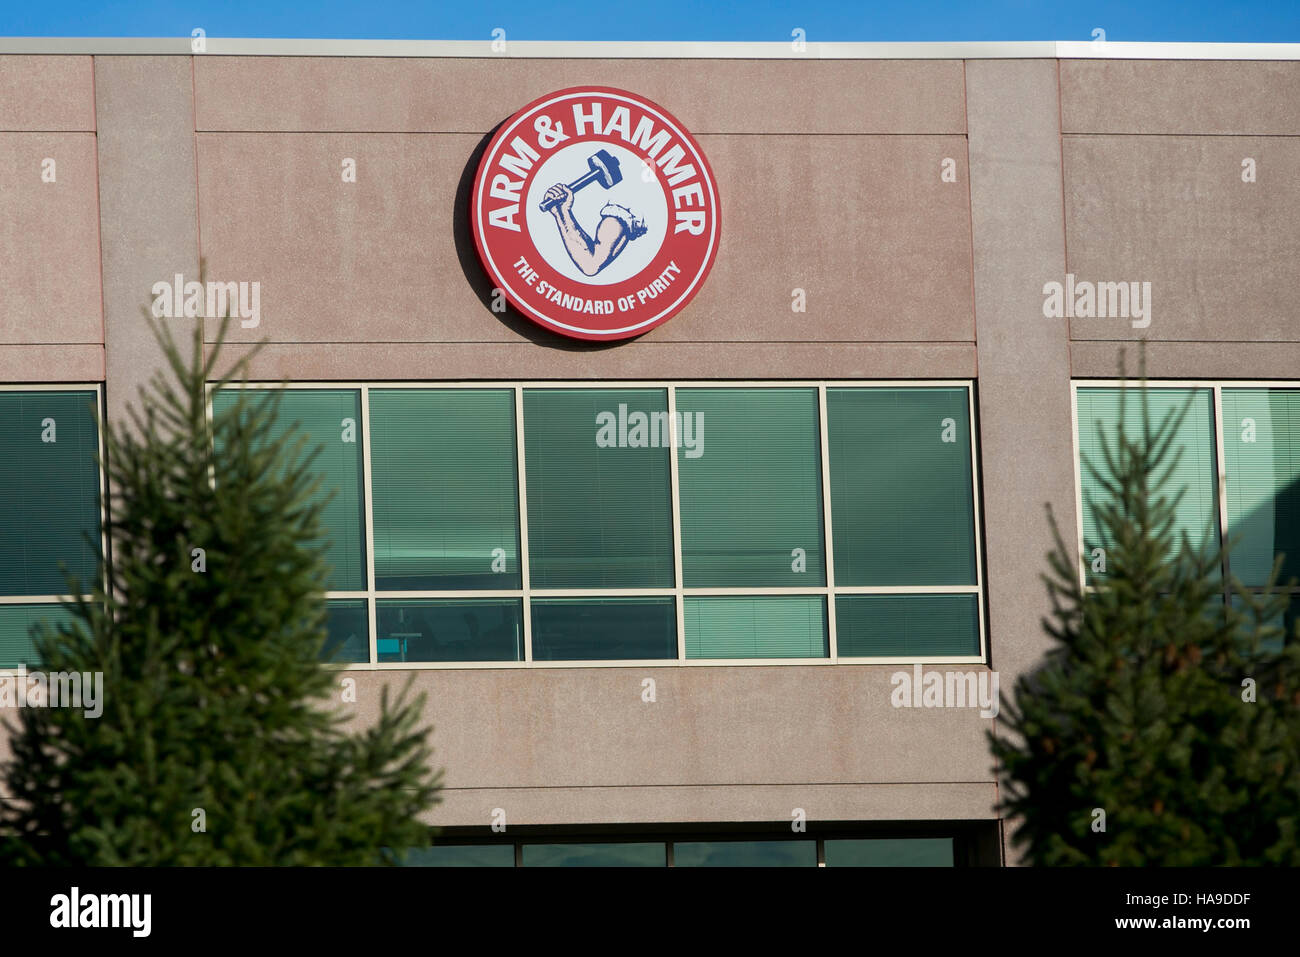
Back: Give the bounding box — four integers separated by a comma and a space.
400, 844, 515, 867
1077, 388, 1219, 586
676, 388, 824, 587
1222, 389, 1300, 587
323, 599, 368, 664
1229, 594, 1294, 655
522, 843, 665, 867
824, 838, 954, 867
685, 596, 827, 659
836, 594, 980, 657
531, 598, 676, 661
213, 389, 366, 590
376, 599, 521, 663
0, 391, 100, 596
524, 389, 673, 588
827, 388, 976, 586
0, 603, 76, 670
673, 840, 816, 867
370, 390, 520, 590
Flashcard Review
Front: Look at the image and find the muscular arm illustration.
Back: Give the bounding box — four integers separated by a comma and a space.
543, 184, 630, 277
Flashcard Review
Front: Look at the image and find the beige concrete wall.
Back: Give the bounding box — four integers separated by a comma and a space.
966, 59, 1074, 865
191, 58, 975, 382
1061, 60, 1300, 376
194, 131, 973, 351
95, 56, 200, 422
193, 57, 967, 134
342, 667, 997, 828
0, 56, 95, 131
0, 56, 101, 381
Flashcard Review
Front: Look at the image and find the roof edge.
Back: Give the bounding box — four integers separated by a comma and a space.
0, 37, 1298, 59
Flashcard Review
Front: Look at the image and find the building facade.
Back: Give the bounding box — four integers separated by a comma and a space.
1, 39, 1298, 866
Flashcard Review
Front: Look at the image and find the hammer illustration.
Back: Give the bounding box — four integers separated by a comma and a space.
539, 149, 623, 211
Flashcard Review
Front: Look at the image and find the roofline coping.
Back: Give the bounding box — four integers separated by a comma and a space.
1, 37, 1299, 60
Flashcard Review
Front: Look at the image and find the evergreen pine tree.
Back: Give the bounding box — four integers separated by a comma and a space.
0, 315, 442, 864
990, 361, 1300, 865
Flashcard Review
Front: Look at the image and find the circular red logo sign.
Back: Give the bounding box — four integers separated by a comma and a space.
472, 87, 721, 341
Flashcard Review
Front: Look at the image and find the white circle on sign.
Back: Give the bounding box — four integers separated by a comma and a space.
525, 141, 668, 287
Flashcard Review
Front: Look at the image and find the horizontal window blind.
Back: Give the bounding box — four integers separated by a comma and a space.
400, 845, 515, 867
192, 382, 988, 666
674, 840, 818, 867
376, 598, 522, 663
531, 597, 676, 661
1076, 387, 1219, 586
684, 595, 827, 659
521, 843, 666, 867
1228, 594, 1292, 654
1221, 389, 1300, 587
523, 389, 674, 588
323, 598, 369, 664
835, 594, 980, 657
827, 388, 975, 586
213, 389, 367, 591
676, 388, 825, 587
370, 389, 520, 590
824, 838, 954, 867
0, 603, 76, 670
0, 391, 100, 596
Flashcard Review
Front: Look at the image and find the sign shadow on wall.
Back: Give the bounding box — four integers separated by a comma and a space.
453, 126, 625, 353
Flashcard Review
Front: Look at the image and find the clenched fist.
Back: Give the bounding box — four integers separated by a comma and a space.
542, 182, 574, 216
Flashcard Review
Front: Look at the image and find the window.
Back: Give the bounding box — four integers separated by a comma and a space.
398, 844, 515, 867
212, 388, 366, 591
1228, 594, 1293, 654
823, 837, 954, 867
1075, 386, 1219, 586
685, 596, 827, 658
523, 388, 674, 588
827, 387, 976, 586
398, 833, 968, 867
673, 840, 818, 867
520, 843, 665, 867
211, 382, 984, 667
676, 388, 825, 587
835, 594, 979, 658
323, 598, 369, 664
531, 597, 675, 661
376, 599, 522, 663
0, 388, 102, 670
1221, 389, 1300, 586
1075, 382, 1300, 647
0, 603, 80, 672
369, 389, 519, 590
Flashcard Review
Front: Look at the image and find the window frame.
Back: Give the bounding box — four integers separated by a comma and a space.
0, 383, 108, 670
1071, 379, 1300, 610
210, 380, 987, 670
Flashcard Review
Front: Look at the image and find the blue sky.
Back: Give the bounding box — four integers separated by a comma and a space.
1, 1, 1297, 43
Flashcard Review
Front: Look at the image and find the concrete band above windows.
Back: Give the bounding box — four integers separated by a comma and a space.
211, 380, 987, 669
